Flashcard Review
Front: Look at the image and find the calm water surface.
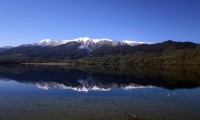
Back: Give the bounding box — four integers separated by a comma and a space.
0, 65, 200, 120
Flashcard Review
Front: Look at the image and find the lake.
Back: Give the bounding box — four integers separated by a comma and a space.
0, 64, 200, 120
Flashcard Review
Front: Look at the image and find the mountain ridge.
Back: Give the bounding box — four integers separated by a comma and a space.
0, 39, 199, 65
18, 37, 152, 52
33, 37, 152, 46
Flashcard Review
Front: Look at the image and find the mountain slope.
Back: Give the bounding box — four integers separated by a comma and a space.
89, 40, 198, 56
0, 42, 89, 63
0, 46, 13, 52
81, 40, 200, 65
0, 40, 199, 64
0, 48, 8, 53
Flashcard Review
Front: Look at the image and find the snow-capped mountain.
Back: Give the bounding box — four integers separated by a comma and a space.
33, 39, 58, 46
122, 40, 152, 46
33, 37, 151, 47
0, 37, 154, 60
29, 37, 152, 51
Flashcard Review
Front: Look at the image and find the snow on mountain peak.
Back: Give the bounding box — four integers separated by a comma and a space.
32, 37, 152, 51
57, 39, 73, 45
36, 39, 57, 46
39, 39, 52, 43
93, 38, 113, 43
122, 40, 152, 46
123, 40, 137, 44
74, 37, 91, 41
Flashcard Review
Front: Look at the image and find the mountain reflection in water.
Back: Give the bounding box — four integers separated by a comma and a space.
1, 65, 200, 120
0, 64, 200, 90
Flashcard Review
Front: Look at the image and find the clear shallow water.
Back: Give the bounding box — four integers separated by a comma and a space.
0, 65, 200, 120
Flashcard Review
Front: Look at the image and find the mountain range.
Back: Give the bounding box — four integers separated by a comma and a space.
20, 37, 152, 51
0, 37, 199, 65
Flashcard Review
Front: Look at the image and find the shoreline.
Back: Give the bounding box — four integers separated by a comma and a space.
22, 62, 75, 66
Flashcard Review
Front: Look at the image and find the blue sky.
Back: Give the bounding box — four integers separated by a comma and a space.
0, 0, 200, 47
